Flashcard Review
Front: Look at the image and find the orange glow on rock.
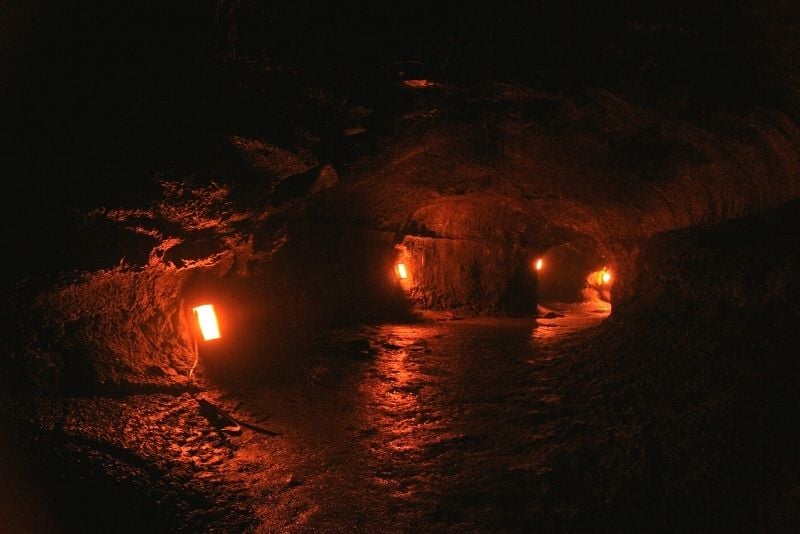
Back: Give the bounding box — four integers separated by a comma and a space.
535, 258, 543, 271
192, 304, 221, 341
403, 79, 434, 88
395, 263, 408, 280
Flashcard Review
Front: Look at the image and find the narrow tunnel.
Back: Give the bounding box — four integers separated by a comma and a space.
535, 241, 612, 307
368, 194, 621, 324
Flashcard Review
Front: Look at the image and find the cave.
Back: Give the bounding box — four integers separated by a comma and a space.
536, 242, 611, 305
2, 2, 800, 531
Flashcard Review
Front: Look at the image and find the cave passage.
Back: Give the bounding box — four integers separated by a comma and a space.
5, 2, 800, 530
536, 243, 614, 310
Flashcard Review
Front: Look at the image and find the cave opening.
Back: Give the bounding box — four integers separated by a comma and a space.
536, 240, 613, 313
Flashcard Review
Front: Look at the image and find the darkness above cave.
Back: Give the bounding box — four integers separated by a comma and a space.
4, 2, 800, 195
2, 1, 799, 279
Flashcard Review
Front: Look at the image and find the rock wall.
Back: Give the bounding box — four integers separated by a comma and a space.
322, 88, 800, 310
562, 199, 800, 528
7, 87, 800, 391
401, 235, 536, 313
1, 267, 193, 392
615, 198, 800, 315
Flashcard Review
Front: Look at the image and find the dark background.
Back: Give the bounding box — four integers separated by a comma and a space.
3, 1, 800, 278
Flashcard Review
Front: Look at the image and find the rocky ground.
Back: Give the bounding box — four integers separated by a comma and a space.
3, 306, 616, 532
5, 287, 796, 532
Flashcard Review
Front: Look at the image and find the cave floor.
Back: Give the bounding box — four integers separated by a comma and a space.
5, 303, 676, 532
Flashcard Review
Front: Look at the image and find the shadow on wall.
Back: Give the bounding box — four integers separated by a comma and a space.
180, 224, 417, 383
569, 199, 800, 531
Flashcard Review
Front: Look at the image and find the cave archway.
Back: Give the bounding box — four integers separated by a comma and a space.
388, 195, 621, 317
536, 241, 612, 308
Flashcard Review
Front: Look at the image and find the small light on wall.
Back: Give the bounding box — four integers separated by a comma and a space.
535, 258, 543, 271
192, 304, 221, 341
600, 269, 612, 285
395, 262, 408, 280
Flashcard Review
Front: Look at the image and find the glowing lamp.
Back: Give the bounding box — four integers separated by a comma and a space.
395, 262, 408, 280
192, 304, 221, 341
600, 270, 612, 285
535, 258, 543, 271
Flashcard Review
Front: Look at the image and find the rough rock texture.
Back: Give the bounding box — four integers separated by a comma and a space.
0, 391, 257, 532
401, 236, 536, 313
8, 85, 800, 392
620, 199, 800, 314
0, 174, 283, 392
1, 267, 194, 392
8, 192, 797, 531
557, 198, 800, 530
320, 86, 800, 309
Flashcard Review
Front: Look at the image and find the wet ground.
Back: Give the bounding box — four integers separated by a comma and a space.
231, 303, 611, 532
4, 303, 623, 532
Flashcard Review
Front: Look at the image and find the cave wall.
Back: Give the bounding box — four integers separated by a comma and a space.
0, 219, 416, 391
6, 86, 800, 391
615, 198, 800, 315
1, 267, 193, 392
322, 89, 800, 310
401, 235, 536, 313
566, 199, 800, 528
263, 222, 411, 325
164, 221, 417, 383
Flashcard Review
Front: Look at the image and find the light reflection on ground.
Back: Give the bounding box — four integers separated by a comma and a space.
358, 325, 444, 497
532, 299, 611, 344
346, 306, 609, 530
37, 306, 612, 532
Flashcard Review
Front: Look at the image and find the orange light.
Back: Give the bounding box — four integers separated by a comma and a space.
192, 304, 221, 341
535, 258, 543, 271
395, 262, 408, 280
600, 270, 612, 284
